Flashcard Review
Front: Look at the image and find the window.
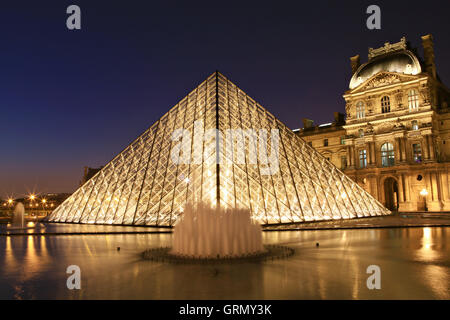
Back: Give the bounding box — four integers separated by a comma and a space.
340, 136, 346, 145
359, 149, 367, 168
381, 96, 391, 113
341, 156, 347, 169
324, 139, 328, 146
356, 101, 365, 119
408, 89, 419, 111
412, 120, 419, 130
358, 129, 364, 138
413, 143, 422, 163
381, 142, 395, 167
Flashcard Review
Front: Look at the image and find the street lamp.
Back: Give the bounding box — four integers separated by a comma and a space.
420, 188, 428, 212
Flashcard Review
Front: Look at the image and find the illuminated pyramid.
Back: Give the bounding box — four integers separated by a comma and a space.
47, 72, 390, 226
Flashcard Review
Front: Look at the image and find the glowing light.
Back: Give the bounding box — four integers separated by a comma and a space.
8, 199, 13, 204
29, 194, 36, 201
42, 199, 47, 204
420, 188, 428, 197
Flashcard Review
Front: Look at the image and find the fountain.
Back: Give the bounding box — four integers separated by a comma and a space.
171, 202, 264, 259
142, 201, 294, 263
6, 202, 45, 231
12, 202, 25, 228
142, 172, 293, 263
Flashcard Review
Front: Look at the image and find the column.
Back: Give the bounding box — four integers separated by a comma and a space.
394, 138, 400, 164
351, 146, 356, 168
401, 137, 407, 162
370, 142, 376, 165
398, 174, 405, 203
371, 176, 379, 200
440, 171, 450, 210
404, 174, 411, 202
346, 146, 353, 167
422, 136, 429, 160
431, 172, 439, 201
428, 135, 435, 160
441, 171, 449, 201
346, 146, 351, 167
425, 173, 432, 202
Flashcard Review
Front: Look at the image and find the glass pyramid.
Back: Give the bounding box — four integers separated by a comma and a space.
47, 72, 390, 226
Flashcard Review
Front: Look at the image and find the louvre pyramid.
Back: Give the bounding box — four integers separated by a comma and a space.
47, 72, 390, 226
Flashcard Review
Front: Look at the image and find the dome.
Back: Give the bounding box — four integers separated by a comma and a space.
349, 50, 422, 89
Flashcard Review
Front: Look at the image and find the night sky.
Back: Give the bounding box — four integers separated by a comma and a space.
1, 0, 449, 198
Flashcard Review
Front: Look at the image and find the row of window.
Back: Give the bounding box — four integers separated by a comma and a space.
355, 89, 419, 119
356, 142, 422, 168
317, 136, 346, 147
356, 120, 419, 138
315, 120, 420, 148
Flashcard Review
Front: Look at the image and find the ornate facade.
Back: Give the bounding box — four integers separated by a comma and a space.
298, 35, 450, 212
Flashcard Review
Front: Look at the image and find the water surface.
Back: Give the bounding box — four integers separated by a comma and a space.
0, 227, 448, 299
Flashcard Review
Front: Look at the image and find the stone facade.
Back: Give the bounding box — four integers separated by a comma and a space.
297, 35, 450, 212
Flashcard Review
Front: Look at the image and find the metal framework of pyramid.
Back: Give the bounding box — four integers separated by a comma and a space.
47, 72, 390, 226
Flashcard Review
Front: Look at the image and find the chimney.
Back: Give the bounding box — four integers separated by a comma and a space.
421, 34, 436, 79
334, 112, 345, 125
302, 118, 314, 129
350, 55, 360, 75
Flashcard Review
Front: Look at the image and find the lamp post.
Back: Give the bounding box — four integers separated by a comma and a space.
420, 188, 428, 212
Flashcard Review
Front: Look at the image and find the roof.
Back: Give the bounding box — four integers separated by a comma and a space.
349, 50, 422, 89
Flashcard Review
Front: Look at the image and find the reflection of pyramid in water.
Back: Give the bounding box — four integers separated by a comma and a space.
47, 72, 390, 226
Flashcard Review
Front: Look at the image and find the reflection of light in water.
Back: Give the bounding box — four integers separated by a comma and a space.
423, 228, 431, 249
419, 228, 435, 259
4, 236, 18, 271
414, 228, 449, 298
422, 265, 449, 299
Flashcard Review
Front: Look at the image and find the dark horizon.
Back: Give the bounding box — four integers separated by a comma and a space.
1, 0, 450, 199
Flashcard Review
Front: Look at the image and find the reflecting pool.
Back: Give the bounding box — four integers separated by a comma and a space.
0, 227, 448, 299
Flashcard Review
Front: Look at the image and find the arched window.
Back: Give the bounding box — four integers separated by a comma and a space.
381, 96, 390, 113
408, 89, 419, 111
381, 142, 395, 167
356, 101, 365, 119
